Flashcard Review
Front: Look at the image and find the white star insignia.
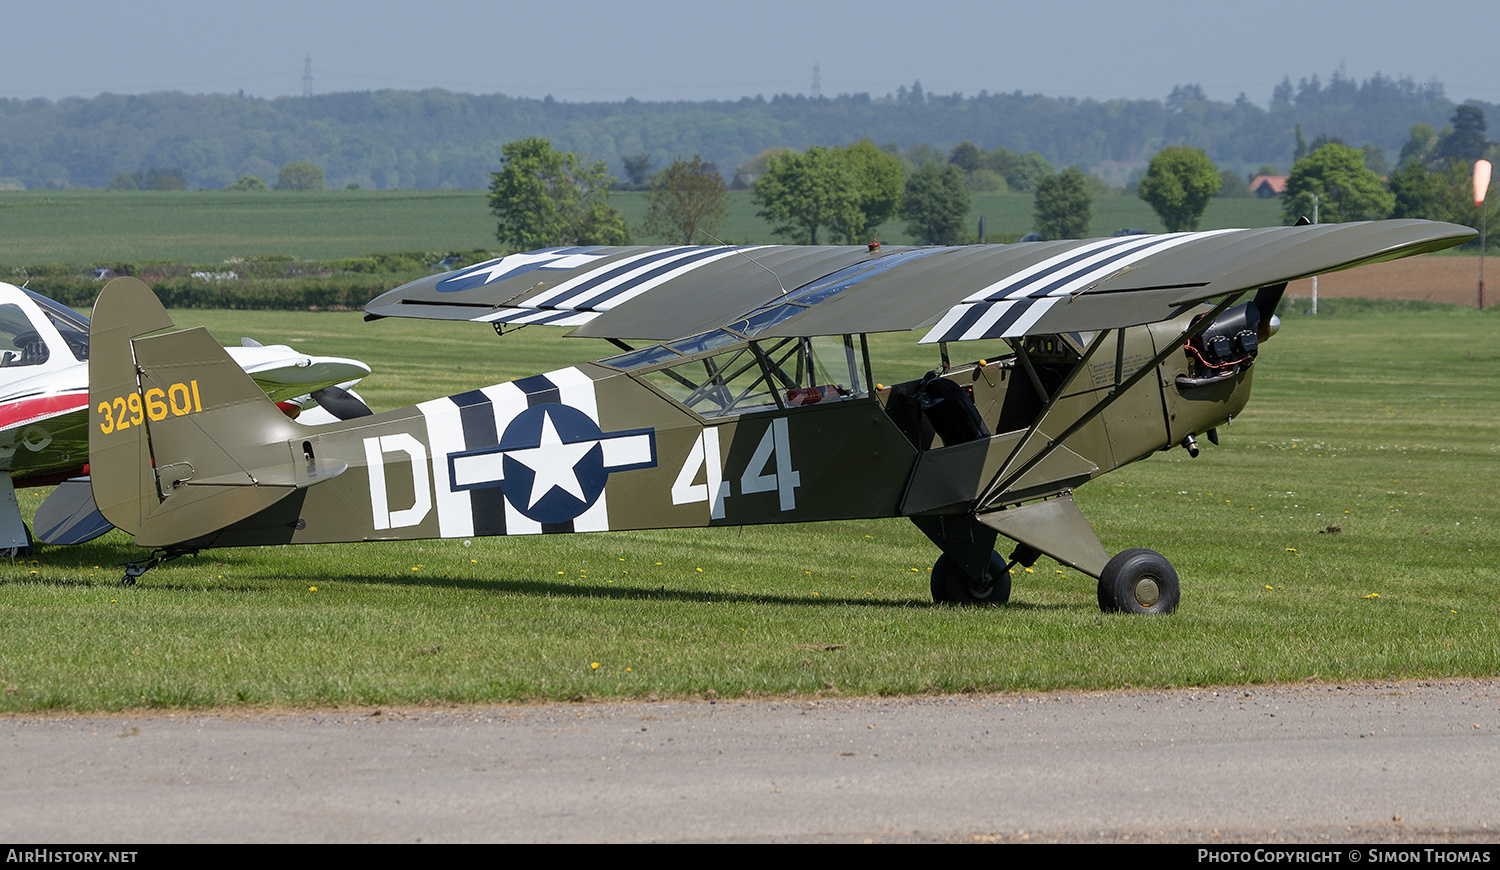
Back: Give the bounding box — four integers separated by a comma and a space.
500, 410, 596, 508
447, 251, 603, 289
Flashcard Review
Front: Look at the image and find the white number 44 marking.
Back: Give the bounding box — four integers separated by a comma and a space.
671, 427, 729, 519
671, 419, 800, 518
741, 418, 799, 511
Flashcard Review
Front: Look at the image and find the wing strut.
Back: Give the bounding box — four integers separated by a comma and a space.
975, 291, 1246, 512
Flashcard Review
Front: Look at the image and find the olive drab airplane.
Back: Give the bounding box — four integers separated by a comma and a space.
0, 281, 373, 551
86, 219, 1474, 612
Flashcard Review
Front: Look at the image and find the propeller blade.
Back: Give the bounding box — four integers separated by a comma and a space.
310, 385, 373, 420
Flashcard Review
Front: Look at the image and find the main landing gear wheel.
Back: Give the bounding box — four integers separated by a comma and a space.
1097, 548, 1180, 615
930, 551, 1011, 606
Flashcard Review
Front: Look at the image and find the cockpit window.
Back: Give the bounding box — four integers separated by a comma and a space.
0, 304, 48, 367
640, 345, 782, 418
24, 290, 89, 361
617, 333, 871, 419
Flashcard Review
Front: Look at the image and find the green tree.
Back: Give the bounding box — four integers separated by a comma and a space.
1281, 143, 1393, 224
488, 137, 629, 249
833, 139, 904, 243
227, 175, 268, 191
1033, 167, 1093, 240
948, 141, 983, 173
986, 149, 1054, 192
275, 161, 325, 190
752, 146, 861, 245
1137, 146, 1222, 232
1398, 123, 1439, 167
899, 163, 971, 244
643, 155, 729, 244
108, 167, 186, 190
1433, 105, 1489, 165
1390, 159, 1498, 247
622, 153, 653, 187
1216, 168, 1251, 198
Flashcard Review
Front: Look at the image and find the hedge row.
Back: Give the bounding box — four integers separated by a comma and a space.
20, 276, 410, 311
4, 249, 502, 310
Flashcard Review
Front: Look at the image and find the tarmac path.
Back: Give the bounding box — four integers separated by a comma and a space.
2, 680, 1497, 843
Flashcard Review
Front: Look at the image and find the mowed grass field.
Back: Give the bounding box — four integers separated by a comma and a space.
0, 189, 1285, 264
1, 303, 1496, 711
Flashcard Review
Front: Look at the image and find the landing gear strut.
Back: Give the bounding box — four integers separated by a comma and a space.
1097, 548, 1180, 614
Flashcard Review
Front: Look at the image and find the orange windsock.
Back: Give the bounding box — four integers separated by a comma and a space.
1474, 159, 1491, 206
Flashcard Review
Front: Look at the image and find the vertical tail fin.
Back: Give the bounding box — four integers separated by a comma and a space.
88, 278, 346, 547
88, 278, 174, 536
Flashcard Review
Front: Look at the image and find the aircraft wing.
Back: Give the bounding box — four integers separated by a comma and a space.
223, 344, 372, 403
363, 221, 1474, 343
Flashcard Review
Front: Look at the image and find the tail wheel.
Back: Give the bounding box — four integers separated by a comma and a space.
1097, 548, 1180, 614
931, 551, 1011, 606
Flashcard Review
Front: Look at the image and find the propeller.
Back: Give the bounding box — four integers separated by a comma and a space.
309, 385, 373, 420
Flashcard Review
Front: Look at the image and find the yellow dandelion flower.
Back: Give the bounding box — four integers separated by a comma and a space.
309, 586, 317, 592
590, 662, 600, 669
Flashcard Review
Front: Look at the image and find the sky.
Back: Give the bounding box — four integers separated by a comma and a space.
3, 0, 1496, 107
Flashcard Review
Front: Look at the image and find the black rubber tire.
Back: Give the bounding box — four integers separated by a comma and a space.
931, 551, 1011, 606
1097, 548, 1180, 615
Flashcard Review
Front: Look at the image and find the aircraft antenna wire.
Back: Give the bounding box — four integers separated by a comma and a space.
701, 231, 789, 296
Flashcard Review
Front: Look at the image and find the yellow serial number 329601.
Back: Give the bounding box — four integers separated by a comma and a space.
97, 381, 203, 434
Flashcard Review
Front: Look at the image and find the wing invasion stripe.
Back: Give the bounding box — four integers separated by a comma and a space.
522, 247, 693, 308
556, 247, 751, 311
961, 237, 1136, 303
976, 234, 1181, 302
942, 300, 996, 340
959, 299, 1028, 340
925, 229, 1241, 343
991, 297, 1057, 338
1002, 235, 1190, 300
474, 246, 761, 325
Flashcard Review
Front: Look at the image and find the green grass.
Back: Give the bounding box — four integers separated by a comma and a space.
1, 304, 1497, 711
1, 189, 1287, 265
0, 190, 498, 263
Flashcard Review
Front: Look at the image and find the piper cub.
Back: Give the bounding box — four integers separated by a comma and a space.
86, 220, 1473, 612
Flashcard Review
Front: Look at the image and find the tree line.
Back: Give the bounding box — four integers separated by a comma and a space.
0, 71, 1483, 192
493, 102, 1498, 253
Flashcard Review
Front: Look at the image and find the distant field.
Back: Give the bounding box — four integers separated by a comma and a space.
1, 188, 1286, 265
0, 190, 498, 264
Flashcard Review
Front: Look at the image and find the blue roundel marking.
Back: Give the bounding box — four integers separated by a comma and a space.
499, 404, 608, 524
